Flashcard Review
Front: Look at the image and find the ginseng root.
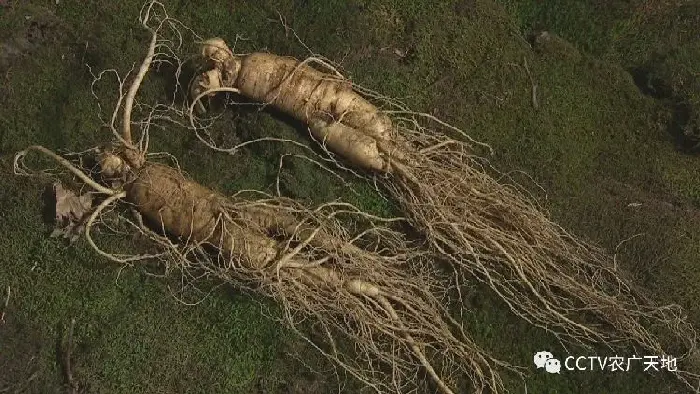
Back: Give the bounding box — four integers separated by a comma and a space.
12, 4, 517, 393
15, 145, 512, 394
189, 37, 700, 387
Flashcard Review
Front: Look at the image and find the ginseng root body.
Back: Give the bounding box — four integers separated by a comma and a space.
125, 162, 280, 268
190, 37, 700, 385
192, 38, 403, 172
106, 152, 505, 394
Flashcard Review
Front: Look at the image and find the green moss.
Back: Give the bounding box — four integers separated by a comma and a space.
1, 0, 699, 393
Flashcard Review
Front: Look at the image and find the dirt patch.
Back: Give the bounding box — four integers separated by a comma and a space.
602, 178, 700, 216
250, 332, 362, 394
630, 61, 700, 154
0, 6, 70, 71
0, 310, 63, 393
594, 176, 700, 295
256, 375, 327, 394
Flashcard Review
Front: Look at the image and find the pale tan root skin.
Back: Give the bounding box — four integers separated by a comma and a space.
126, 162, 370, 263
307, 118, 388, 171
195, 39, 394, 142
125, 162, 280, 268
191, 40, 409, 173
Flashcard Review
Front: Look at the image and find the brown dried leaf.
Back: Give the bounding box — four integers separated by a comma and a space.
52, 182, 93, 242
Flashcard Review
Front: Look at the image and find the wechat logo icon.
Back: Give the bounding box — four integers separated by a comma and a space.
534, 351, 561, 374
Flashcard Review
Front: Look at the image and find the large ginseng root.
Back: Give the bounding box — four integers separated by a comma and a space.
12, 4, 514, 393
15, 146, 511, 394
125, 160, 513, 394
189, 37, 699, 384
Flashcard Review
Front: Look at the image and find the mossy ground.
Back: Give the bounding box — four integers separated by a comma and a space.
0, 0, 698, 393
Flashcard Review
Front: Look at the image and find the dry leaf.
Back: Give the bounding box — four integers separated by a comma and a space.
51, 182, 93, 242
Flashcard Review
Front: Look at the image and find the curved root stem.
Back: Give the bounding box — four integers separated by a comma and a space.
14, 145, 118, 196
